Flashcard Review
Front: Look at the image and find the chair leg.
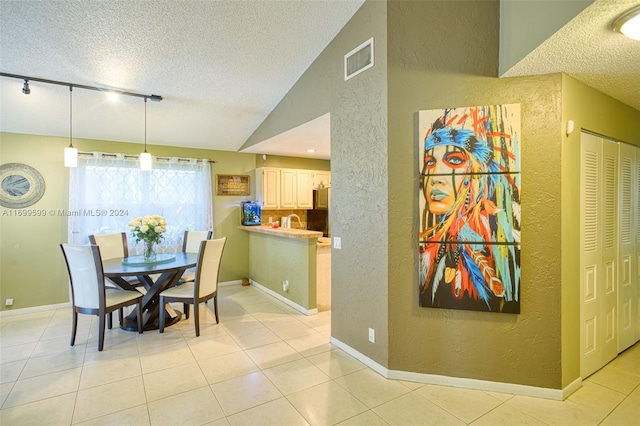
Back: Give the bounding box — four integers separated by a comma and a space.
98, 314, 106, 352
119, 308, 124, 327
213, 295, 219, 324
184, 303, 190, 320
194, 302, 200, 337
159, 296, 165, 333
70, 311, 78, 346
136, 300, 143, 334
107, 312, 112, 329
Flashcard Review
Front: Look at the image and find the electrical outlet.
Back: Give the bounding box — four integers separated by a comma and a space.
368, 327, 375, 343
283, 280, 289, 292
269, 216, 273, 223
334, 236, 341, 249
5, 298, 14, 306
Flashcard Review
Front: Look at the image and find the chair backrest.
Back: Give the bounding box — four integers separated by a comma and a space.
60, 244, 105, 310
194, 237, 226, 298
183, 230, 212, 253
89, 233, 129, 260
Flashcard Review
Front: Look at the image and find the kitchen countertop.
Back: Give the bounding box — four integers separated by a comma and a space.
239, 225, 323, 240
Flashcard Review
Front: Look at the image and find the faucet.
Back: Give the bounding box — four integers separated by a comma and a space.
285, 213, 301, 229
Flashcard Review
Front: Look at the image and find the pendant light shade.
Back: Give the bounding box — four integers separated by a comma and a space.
139, 97, 152, 170
139, 152, 152, 170
65, 86, 78, 167
64, 146, 78, 167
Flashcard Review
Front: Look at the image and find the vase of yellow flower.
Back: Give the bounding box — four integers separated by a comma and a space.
128, 215, 167, 262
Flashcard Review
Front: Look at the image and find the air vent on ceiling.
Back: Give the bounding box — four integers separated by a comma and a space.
344, 37, 374, 81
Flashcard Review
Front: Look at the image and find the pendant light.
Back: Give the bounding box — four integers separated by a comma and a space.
64, 86, 78, 167
139, 97, 152, 170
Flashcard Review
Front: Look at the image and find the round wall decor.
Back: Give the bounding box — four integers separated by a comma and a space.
0, 163, 46, 208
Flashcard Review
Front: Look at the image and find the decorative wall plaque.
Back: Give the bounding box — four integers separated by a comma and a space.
216, 174, 250, 196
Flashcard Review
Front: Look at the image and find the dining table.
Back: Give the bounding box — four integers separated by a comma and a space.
101, 252, 198, 331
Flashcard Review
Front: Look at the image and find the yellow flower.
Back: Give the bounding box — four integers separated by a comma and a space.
140, 225, 149, 233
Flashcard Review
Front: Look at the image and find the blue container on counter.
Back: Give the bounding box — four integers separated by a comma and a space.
241, 201, 262, 226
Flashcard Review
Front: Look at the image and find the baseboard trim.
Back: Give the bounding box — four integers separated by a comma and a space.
0, 302, 71, 317
219, 279, 242, 287
251, 280, 318, 316
330, 336, 575, 401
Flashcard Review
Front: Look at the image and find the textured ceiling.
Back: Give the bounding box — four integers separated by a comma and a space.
503, 0, 640, 111
1, 0, 638, 161
0, 0, 364, 159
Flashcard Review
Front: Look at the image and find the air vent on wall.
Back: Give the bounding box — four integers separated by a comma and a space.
344, 37, 374, 81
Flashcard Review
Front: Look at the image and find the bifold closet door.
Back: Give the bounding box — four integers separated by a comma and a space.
580, 132, 618, 378
618, 143, 638, 352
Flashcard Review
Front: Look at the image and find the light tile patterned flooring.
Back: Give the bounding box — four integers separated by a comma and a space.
0, 284, 638, 425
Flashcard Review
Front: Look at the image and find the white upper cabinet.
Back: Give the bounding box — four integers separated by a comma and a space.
280, 169, 298, 209
296, 170, 314, 209
256, 167, 281, 209
256, 167, 327, 210
312, 171, 331, 189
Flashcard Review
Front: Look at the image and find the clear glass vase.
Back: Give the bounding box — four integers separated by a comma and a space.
143, 240, 157, 262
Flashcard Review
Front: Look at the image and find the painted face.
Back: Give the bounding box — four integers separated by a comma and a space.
423, 145, 470, 215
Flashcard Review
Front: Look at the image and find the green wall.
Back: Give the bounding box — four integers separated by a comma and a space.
242, 0, 640, 391
387, 0, 563, 389
560, 75, 640, 387
248, 232, 317, 310
0, 132, 256, 311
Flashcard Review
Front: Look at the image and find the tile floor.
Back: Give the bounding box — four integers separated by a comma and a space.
0, 285, 638, 425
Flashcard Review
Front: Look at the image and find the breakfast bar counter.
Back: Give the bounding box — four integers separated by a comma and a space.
239, 225, 322, 239
240, 225, 322, 315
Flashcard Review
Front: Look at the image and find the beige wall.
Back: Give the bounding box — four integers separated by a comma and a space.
560, 75, 640, 387
0, 132, 256, 311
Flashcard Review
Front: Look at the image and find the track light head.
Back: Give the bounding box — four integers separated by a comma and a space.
22, 80, 30, 95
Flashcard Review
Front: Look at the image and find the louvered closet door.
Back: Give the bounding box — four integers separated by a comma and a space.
580, 133, 618, 378
635, 147, 640, 342
618, 143, 638, 351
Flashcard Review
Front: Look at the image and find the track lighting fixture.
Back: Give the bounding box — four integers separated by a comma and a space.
139, 98, 152, 171
64, 87, 78, 168
0, 72, 162, 169
611, 5, 640, 40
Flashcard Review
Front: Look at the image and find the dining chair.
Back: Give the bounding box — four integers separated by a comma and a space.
159, 237, 226, 336
179, 230, 213, 283
89, 232, 142, 328
60, 244, 143, 351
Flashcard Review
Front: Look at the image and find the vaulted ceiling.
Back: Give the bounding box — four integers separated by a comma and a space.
1, 0, 638, 161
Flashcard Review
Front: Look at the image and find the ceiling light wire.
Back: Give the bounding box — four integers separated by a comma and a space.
139, 97, 152, 170
64, 86, 78, 167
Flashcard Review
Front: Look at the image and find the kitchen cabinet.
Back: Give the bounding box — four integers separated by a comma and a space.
280, 169, 297, 209
256, 167, 281, 209
296, 170, 313, 209
312, 171, 331, 189
256, 167, 320, 210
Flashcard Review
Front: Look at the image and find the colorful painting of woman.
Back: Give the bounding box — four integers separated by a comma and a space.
418, 104, 521, 313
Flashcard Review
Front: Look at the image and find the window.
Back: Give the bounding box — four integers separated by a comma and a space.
68, 153, 213, 253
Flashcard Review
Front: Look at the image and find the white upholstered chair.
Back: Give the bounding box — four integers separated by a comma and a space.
179, 230, 212, 283
159, 237, 226, 336
60, 244, 143, 351
89, 232, 142, 327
